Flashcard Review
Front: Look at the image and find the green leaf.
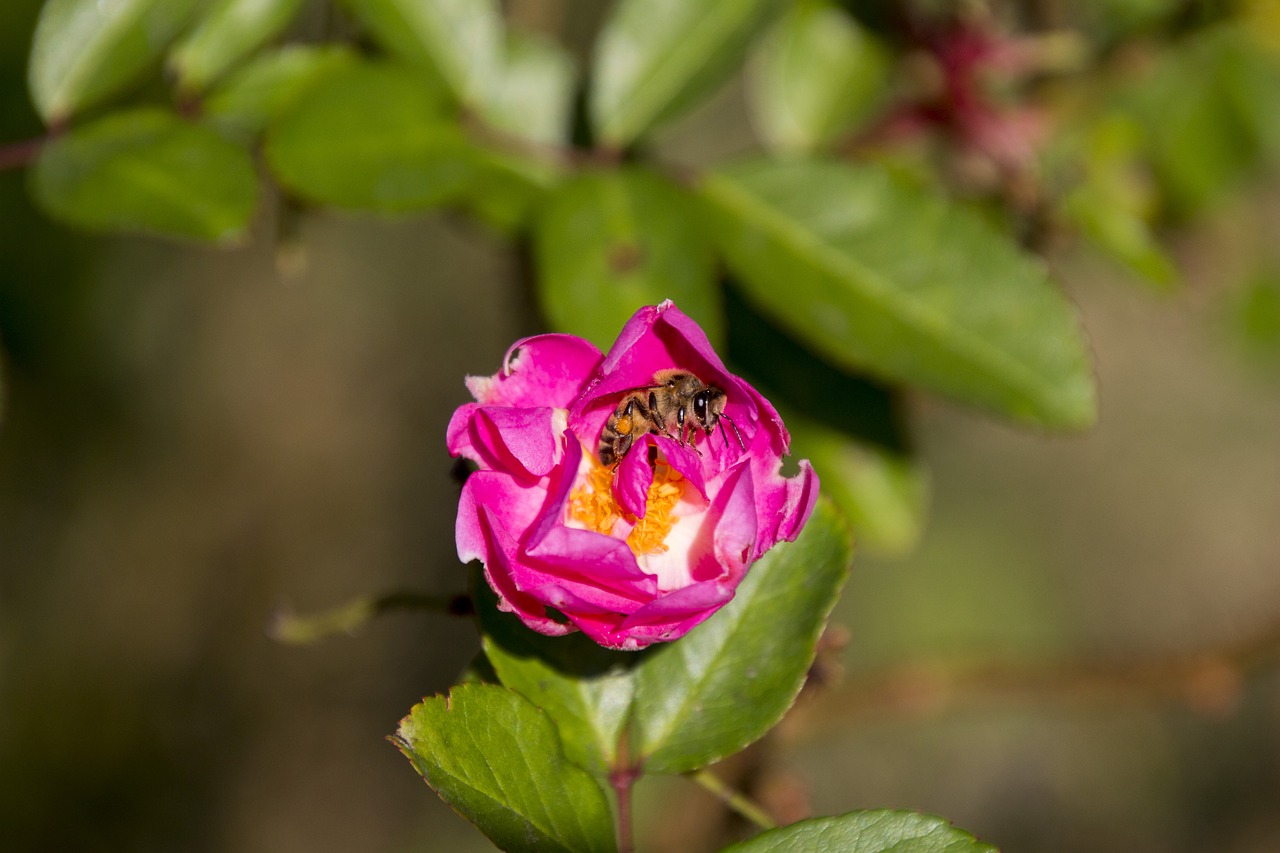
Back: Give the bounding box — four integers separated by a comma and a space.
480, 31, 576, 145
721, 810, 997, 853
339, 0, 503, 106
203, 45, 358, 142
700, 159, 1097, 429
748, 0, 889, 154
478, 578, 639, 776
264, 61, 471, 213
591, 0, 785, 146
394, 683, 617, 853
631, 497, 851, 774
534, 168, 723, 351
28, 0, 203, 124
31, 108, 257, 242
169, 0, 307, 93
460, 145, 560, 235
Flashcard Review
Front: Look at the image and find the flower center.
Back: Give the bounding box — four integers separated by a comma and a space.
568, 459, 684, 556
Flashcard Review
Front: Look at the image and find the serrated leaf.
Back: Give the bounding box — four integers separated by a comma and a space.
203, 45, 358, 142
591, 0, 785, 146
31, 108, 257, 242
748, 0, 889, 154
631, 497, 851, 774
28, 0, 202, 124
339, 0, 503, 106
169, 0, 307, 93
534, 168, 723, 350
478, 578, 639, 775
480, 31, 576, 146
721, 810, 998, 853
394, 683, 617, 853
701, 159, 1097, 429
264, 61, 471, 213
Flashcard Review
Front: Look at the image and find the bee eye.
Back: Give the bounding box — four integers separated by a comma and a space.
694, 394, 708, 420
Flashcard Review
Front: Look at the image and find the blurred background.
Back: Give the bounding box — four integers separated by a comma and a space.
3, 1, 1280, 852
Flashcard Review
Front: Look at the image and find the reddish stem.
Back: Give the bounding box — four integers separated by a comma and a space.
0, 136, 46, 171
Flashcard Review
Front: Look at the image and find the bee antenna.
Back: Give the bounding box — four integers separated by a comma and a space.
721, 413, 745, 453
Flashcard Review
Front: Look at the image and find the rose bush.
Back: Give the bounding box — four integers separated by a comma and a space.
448, 301, 818, 650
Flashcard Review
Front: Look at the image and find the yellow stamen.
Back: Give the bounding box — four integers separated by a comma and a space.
568, 458, 684, 555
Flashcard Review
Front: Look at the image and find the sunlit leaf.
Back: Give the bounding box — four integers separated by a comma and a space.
169, 0, 306, 93
721, 810, 997, 853
264, 61, 470, 213
701, 159, 1097, 429
534, 168, 722, 350
631, 497, 851, 774
591, 0, 785, 146
203, 45, 358, 142
28, 0, 202, 124
394, 683, 617, 853
748, 0, 889, 154
32, 108, 257, 242
480, 31, 575, 145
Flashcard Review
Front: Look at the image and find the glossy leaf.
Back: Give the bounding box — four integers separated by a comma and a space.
591, 0, 785, 146
32, 108, 257, 242
28, 0, 202, 124
701, 159, 1097, 429
721, 810, 997, 853
478, 579, 639, 775
203, 45, 358, 142
631, 497, 851, 774
480, 31, 576, 145
394, 683, 617, 853
264, 61, 470, 213
170, 0, 307, 93
534, 168, 722, 350
339, 0, 503, 106
748, 0, 889, 154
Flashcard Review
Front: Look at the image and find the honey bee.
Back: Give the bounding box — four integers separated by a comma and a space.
597, 369, 744, 466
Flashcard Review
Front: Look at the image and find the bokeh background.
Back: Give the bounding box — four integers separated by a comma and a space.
3, 1, 1280, 851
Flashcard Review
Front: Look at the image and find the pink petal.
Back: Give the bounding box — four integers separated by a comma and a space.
466, 334, 601, 410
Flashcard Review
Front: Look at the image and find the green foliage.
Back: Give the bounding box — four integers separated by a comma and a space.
534, 167, 722, 350
701, 159, 1097, 429
721, 810, 998, 853
169, 0, 307, 94
394, 683, 617, 853
31, 108, 257, 241
28, 0, 203, 123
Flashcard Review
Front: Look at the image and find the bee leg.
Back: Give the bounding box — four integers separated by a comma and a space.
721, 414, 746, 452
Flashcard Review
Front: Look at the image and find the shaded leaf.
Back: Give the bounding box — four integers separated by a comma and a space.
28, 0, 202, 124
534, 168, 722, 350
591, 0, 785, 146
721, 810, 997, 853
632, 497, 851, 774
264, 61, 471, 213
748, 0, 889, 154
170, 0, 307, 93
339, 0, 503, 106
203, 45, 358, 142
701, 159, 1097, 429
460, 145, 560, 235
32, 108, 257, 242
394, 683, 617, 853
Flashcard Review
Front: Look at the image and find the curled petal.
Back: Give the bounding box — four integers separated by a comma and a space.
466, 334, 602, 410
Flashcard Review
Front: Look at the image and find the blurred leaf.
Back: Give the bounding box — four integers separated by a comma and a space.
701, 159, 1097, 429
31, 108, 257, 242
462, 145, 561, 236
480, 31, 576, 146
28, 0, 203, 124
1227, 267, 1280, 368
203, 45, 358, 142
394, 683, 617, 853
1063, 184, 1177, 288
264, 61, 471, 213
591, 0, 785, 147
478, 578, 639, 776
169, 0, 307, 93
339, 0, 503, 106
534, 168, 722, 350
748, 0, 889, 154
720, 810, 997, 852
632, 497, 851, 774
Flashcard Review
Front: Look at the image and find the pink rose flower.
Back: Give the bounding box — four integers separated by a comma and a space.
447, 301, 818, 650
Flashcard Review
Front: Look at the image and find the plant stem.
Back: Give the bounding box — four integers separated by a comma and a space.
268, 590, 472, 644
688, 769, 777, 831
610, 727, 639, 853
0, 136, 45, 171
